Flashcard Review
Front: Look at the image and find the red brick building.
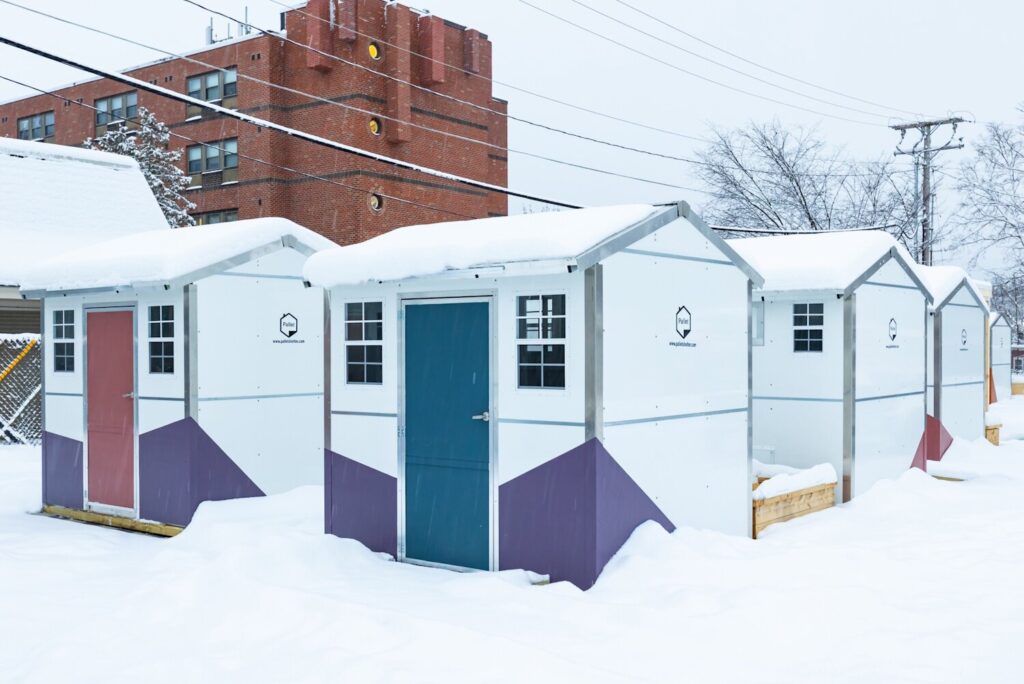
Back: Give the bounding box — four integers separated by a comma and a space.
0, 0, 508, 245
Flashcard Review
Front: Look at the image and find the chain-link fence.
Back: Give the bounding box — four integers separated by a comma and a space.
0, 334, 41, 445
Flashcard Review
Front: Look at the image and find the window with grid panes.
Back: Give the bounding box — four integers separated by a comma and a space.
793, 303, 824, 352
186, 67, 238, 117
53, 310, 74, 373
186, 138, 238, 186
94, 92, 138, 135
148, 305, 175, 374
516, 294, 566, 388
17, 111, 54, 141
345, 302, 383, 384
193, 209, 239, 225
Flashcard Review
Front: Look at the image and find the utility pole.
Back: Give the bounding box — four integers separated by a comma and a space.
891, 118, 965, 265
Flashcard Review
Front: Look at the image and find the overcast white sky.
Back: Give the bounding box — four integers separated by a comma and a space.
0, 0, 1020, 270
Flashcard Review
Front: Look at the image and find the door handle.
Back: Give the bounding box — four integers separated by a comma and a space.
122, 392, 134, 399
471, 411, 490, 422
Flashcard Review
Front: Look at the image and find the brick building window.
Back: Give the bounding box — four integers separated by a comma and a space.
186, 138, 238, 187
95, 91, 138, 136
17, 111, 55, 142
193, 209, 239, 225
186, 67, 238, 118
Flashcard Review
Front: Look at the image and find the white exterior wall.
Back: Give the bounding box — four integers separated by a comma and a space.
195, 249, 324, 494
600, 222, 751, 536
991, 318, 1012, 402
851, 259, 927, 497
933, 287, 987, 440
329, 272, 586, 487
752, 295, 844, 497
42, 289, 187, 446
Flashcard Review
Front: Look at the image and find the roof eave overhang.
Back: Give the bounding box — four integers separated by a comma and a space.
844, 247, 934, 303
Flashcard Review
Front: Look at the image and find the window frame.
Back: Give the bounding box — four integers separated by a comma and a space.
17, 111, 55, 142
793, 302, 824, 353
192, 209, 240, 225
186, 67, 238, 117
185, 138, 239, 186
94, 91, 138, 135
148, 305, 175, 375
344, 301, 384, 386
515, 293, 567, 390
52, 309, 75, 373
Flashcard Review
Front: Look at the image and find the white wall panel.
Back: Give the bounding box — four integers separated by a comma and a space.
938, 293, 986, 440
991, 319, 1012, 402
854, 395, 923, 496
497, 422, 585, 484
331, 413, 398, 478
44, 394, 83, 441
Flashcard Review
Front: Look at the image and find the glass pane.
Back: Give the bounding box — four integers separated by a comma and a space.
794, 341, 807, 352
366, 345, 382, 363
519, 365, 542, 388
364, 321, 383, 341
808, 315, 824, 326
66, 310, 73, 324
205, 145, 221, 170
163, 356, 175, 373
543, 344, 565, 364
149, 305, 160, 322
150, 357, 163, 374
366, 364, 383, 384
808, 330, 823, 340
809, 340, 823, 352
188, 77, 201, 97
162, 305, 174, 320
809, 303, 824, 314
518, 345, 543, 364
54, 310, 63, 325
346, 302, 363, 321
518, 296, 540, 316
162, 322, 174, 338
543, 318, 566, 339
149, 322, 161, 338
794, 315, 807, 327
795, 330, 808, 340
347, 363, 366, 383
364, 301, 382, 320
519, 318, 540, 339
543, 295, 566, 316
347, 345, 365, 363
543, 365, 566, 388
346, 322, 363, 341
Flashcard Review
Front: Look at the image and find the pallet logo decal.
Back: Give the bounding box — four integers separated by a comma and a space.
274, 313, 305, 345
670, 306, 696, 348
889, 318, 898, 342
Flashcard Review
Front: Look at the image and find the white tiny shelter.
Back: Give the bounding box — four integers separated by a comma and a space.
731, 232, 931, 503
304, 202, 762, 589
991, 312, 1012, 402
0, 138, 168, 333
917, 266, 988, 442
20, 219, 333, 529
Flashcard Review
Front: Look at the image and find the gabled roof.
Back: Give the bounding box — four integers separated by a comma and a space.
991, 311, 1010, 328
20, 218, 336, 296
302, 202, 763, 288
0, 138, 170, 287
728, 230, 930, 299
915, 265, 988, 312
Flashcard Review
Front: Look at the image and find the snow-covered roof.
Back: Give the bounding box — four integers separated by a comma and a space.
0, 138, 169, 287
915, 265, 988, 311
728, 230, 924, 295
20, 218, 336, 295
303, 203, 761, 288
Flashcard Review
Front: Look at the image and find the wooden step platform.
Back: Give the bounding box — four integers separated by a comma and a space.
41, 505, 182, 537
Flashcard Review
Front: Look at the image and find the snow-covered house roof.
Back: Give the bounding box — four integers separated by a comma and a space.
303, 203, 763, 288
0, 138, 169, 287
915, 265, 988, 311
20, 218, 336, 295
728, 230, 930, 299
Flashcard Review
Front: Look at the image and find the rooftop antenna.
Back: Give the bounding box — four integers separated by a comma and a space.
205, 18, 214, 45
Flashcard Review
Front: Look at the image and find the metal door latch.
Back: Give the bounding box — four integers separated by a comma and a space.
471, 411, 490, 422
121, 392, 134, 399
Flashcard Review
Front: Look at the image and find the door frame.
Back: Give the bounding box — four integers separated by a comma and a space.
397, 292, 498, 572
82, 303, 139, 519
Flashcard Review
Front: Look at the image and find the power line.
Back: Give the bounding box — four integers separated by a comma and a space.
568, 0, 894, 121
0, 73, 481, 221
519, 0, 884, 127
610, 0, 927, 120
0, 34, 588, 209
0, 0, 698, 192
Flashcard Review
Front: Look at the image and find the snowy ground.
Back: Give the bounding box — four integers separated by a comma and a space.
6, 406, 1024, 681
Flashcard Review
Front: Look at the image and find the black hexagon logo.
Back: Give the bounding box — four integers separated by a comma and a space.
676, 306, 692, 339
889, 318, 897, 341
280, 313, 298, 338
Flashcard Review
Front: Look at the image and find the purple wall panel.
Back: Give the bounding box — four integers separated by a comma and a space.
325, 449, 397, 557
499, 438, 673, 590
139, 418, 263, 526
41, 431, 83, 510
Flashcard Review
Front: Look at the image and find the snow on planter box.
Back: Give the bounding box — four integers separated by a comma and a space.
731, 232, 932, 505
917, 266, 989, 458
303, 202, 763, 590
19, 218, 335, 532
990, 312, 1012, 404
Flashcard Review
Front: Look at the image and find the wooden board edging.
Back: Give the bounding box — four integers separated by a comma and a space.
41, 505, 183, 537
752, 482, 836, 539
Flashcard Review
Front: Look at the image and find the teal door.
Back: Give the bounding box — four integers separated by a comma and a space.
404, 300, 491, 570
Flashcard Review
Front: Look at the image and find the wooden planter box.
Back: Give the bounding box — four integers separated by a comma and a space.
752, 482, 835, 539
986, 424, 1002, 446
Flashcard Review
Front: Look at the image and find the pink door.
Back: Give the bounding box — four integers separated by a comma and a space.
87, 310, 135, 510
